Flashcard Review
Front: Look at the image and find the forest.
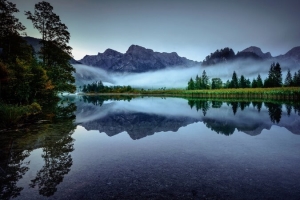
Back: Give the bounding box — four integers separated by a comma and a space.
0, 0, 75, 127
187, 62, 300, 90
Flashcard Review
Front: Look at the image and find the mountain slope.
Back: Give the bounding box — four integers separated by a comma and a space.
79, 45, 200, 73
241, 46, 272, 59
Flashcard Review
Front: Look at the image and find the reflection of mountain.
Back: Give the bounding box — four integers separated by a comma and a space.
76, 97, 300, 139
82, 111, 198, 140
199, 102, 300, 136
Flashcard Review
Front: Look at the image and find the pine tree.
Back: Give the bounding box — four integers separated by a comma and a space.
187, 78, 195, 90
284, 69, 293, 87
252, 79, 257, 88
201, 70, 209, 89
25, 1, 75, 94
239, 75, 246, 88
230, 71, 238, 88
256, 74, 263, 88
273, 62, 282, 87
0, 0, 27, 62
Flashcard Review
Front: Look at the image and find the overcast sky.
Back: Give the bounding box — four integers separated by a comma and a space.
10, 0, 300, 61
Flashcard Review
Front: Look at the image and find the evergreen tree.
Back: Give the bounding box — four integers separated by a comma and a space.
295, 70, 300, 86
187, 77, 195, 90
252, 79, 257, 88
195, 75, 200, 89
201, 70, 209, 89
211, 78, 222, 89
230, 71, 238, 88
245, 78, 251, 88
0, 0, 27, 62
273, 62, 282, 87
25, 1, 75, 94
284, 69, 293, 87
256, 74, 263, 88
265, 63, 282, 87
239, 75, 246, 88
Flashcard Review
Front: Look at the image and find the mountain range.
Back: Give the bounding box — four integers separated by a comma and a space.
79, 45, 200, 72
23, 36, 300, 74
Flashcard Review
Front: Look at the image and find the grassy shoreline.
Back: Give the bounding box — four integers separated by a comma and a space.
80, 87, 300, 100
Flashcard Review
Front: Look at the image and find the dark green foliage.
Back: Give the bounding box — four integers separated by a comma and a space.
293, 70, 300, 86
239, 75, 246, 88
252, 79, 257, 88
81, 81, 133, 93
212, 78, 222, 89
187, 78, 195, 90
284, 69, 293, 87
25, 1, 75, 94
195, 75, 201, 89
201, 70, 209, 89
256, 74, 263, 88
264, 62, 282, 87
229, 71, 239, 88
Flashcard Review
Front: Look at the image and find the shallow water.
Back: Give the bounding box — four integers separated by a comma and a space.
1, 96, 300, 199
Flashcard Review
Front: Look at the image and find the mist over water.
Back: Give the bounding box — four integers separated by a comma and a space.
73, 59, 298, 89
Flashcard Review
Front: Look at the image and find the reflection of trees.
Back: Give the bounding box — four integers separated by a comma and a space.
30, 102, 76, 197
211, 101, 222, 108
239, 102, 250, 111
30, 133, 74, 197
285, 104, 292, 116
264, 102, 282, 124
252, 101, 262, 112
0, 101, 76, 199
231, 102, 238, 115
82, 95, 133, 106
0, 143, 30, 200
188, 100, 210, 116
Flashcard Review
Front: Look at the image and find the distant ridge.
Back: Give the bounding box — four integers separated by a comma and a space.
201, 46, 300, 67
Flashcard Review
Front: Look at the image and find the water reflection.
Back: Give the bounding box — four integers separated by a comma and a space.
0, 101, 76, 199
76, 96, 300, 138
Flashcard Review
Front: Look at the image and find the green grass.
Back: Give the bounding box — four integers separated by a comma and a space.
138, 87, 300, 100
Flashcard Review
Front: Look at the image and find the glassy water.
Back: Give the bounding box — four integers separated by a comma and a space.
1, 96, 300, 199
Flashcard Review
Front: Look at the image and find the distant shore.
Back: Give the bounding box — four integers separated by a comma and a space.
78, 87, 300, 100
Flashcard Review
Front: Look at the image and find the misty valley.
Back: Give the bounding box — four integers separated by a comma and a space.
1, 96, 300, 199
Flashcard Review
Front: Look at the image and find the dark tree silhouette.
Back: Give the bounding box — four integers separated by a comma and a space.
284, 69, 293, 87
25, 1, 75, 93
265, 102, 282, 123
0, 0, 27, 62
230, 71, 239, 88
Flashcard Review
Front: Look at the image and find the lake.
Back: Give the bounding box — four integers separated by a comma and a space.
1, 96, 300, 199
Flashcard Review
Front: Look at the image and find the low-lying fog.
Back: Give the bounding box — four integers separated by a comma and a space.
73, 59, 299, 89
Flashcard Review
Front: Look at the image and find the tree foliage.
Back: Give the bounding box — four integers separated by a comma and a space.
0, 1, 75, 106
25, 1, 75, 93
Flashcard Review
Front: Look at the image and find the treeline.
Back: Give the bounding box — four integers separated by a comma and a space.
0, 0, 75, 105
80, 81, 134, 93
188, 62, 300, 90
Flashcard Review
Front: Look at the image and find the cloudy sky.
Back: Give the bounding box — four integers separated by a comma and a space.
11, 0, 300, 61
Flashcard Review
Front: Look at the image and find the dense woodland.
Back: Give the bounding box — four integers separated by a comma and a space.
0, 0, 75, 105
187, 62, 300, 90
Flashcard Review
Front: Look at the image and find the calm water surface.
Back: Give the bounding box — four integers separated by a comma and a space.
1, 96, 300, 199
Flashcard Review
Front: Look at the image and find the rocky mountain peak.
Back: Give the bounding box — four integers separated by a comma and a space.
241, 46, 272, 59
103, 48, 122, 57
126, 44, 154, 54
